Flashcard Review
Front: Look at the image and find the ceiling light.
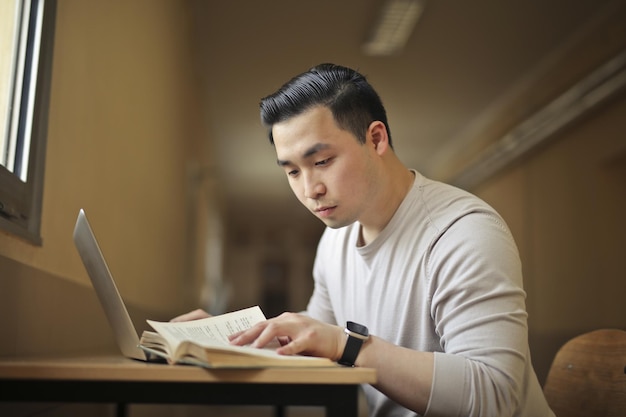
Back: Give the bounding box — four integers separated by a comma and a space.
362, 0, 425, 56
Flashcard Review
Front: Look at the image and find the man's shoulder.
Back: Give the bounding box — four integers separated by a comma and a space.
405, 173, 506, 238
413, 174, 495, 215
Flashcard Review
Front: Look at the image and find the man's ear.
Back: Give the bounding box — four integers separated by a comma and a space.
369, 121, 390, 155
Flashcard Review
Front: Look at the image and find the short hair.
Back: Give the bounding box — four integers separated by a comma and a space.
260, 63, 392, 147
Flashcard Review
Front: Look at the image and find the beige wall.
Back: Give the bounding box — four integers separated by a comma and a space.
0, 0, 210, 358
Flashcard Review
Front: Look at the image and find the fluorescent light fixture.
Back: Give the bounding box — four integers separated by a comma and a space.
362, 0, 425, 56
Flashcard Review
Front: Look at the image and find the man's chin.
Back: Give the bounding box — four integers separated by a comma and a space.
317, 217, 352, 229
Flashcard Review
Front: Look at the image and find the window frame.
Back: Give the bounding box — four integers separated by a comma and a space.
0, 0, 56, 245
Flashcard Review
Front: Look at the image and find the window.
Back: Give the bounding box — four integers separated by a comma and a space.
0, 0, 56, 244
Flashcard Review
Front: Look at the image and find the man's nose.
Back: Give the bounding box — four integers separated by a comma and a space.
303, 174, 325, 199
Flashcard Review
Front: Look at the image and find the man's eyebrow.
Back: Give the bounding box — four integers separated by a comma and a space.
277, 143, 330, 167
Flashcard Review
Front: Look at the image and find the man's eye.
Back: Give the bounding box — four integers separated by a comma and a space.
315, 158, 330, 166
287, 169, 299, 177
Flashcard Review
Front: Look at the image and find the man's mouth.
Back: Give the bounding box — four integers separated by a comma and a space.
314, 206, 336, 218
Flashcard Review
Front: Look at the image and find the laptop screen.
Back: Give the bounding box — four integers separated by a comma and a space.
73, 209, 149, 361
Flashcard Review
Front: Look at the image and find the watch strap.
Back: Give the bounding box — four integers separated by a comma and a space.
338, 333, 364, 366
338, 322, 369, 367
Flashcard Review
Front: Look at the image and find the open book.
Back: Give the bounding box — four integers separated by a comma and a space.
139, 305, 336, 368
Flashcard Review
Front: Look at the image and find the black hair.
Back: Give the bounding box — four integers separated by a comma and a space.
260, 63, 392, 147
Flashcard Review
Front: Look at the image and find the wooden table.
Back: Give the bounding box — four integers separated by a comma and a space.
0, 355, 376, 417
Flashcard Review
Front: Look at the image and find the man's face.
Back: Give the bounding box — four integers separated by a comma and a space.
272, 106, 379, 228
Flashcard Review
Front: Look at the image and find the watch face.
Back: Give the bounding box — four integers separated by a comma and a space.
347, 321, 369, 337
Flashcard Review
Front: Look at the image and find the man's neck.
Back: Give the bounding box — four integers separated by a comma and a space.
358, 168, 415, 247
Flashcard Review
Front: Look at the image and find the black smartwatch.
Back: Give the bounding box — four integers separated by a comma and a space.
338, 321, 369, 366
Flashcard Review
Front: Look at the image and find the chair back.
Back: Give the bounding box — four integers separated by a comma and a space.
543, 328, 626, 417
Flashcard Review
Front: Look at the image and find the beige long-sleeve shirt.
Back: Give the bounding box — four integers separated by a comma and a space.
307, 171, 554, 417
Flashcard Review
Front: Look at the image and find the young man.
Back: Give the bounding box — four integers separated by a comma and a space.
178, 63, 554, 417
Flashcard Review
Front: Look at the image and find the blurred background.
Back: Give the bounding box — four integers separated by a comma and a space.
1, 0, 625, 415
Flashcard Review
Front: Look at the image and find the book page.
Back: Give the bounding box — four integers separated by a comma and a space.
144, 305, 337, 367
146, 306, 267, 352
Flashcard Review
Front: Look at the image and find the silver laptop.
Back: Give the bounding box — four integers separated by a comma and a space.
73, 208, 158, 361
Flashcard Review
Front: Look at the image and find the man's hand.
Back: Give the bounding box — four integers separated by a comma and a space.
229, 312, 345, 360
170, 308, 211, 322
